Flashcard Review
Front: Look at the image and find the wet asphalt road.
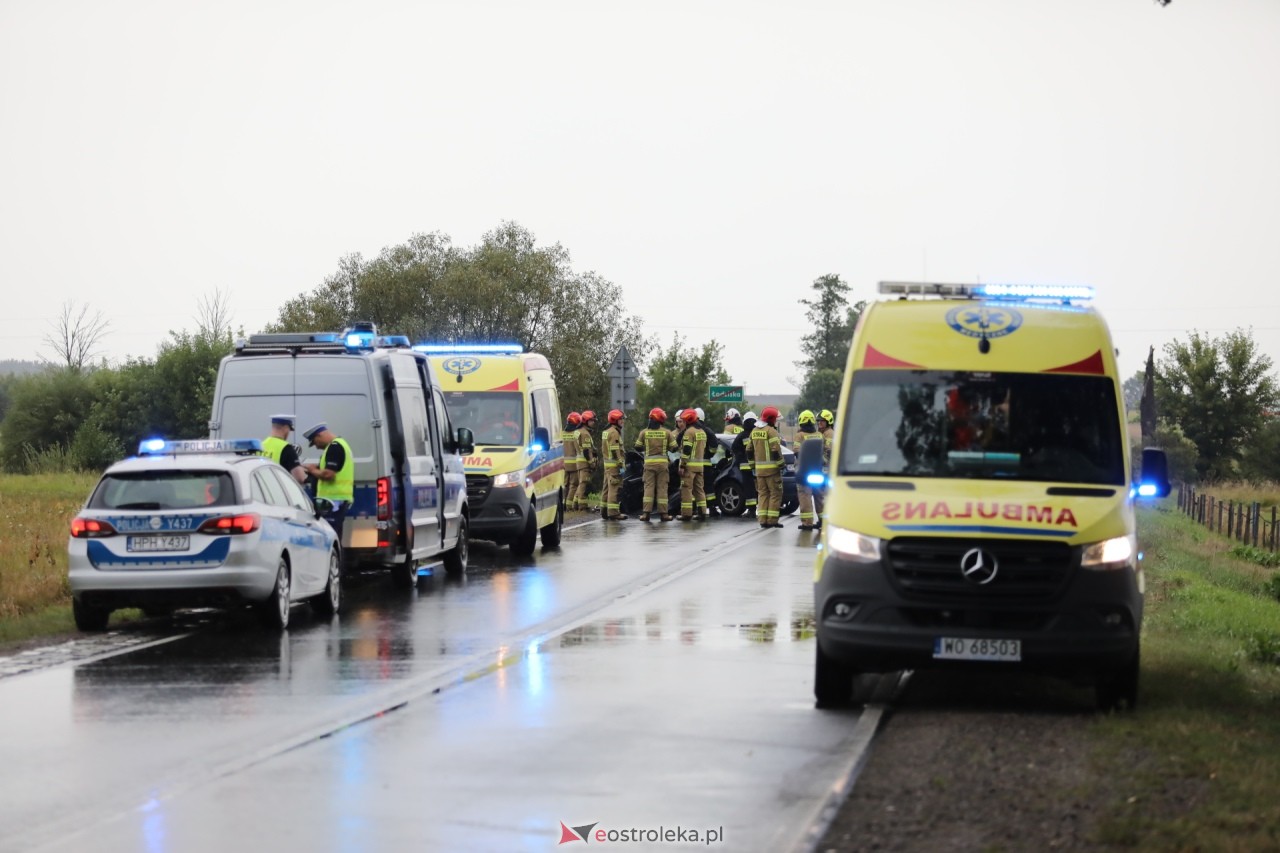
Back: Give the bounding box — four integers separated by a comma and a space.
0, 514, 877, 853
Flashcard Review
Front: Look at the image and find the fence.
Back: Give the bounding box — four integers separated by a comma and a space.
1177, 483, 1280, 551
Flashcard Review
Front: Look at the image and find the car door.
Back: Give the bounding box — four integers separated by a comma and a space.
268, 466, 329, 594
387, 356, 441, 558
253, 468, 319, 594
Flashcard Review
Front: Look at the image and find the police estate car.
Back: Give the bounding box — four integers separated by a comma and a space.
68, 439, 341, 632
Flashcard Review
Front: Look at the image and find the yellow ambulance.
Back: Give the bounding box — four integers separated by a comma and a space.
812, 283, 1170, 711
418, 345, 566, 556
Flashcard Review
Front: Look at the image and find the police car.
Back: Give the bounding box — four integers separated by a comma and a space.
68, 439, 342, 632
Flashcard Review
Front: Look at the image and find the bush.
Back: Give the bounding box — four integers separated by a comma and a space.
69, 422, 123, 471
0, 369, 97, 473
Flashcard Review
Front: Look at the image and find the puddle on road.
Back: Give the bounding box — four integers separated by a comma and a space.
556, 605, 816, 650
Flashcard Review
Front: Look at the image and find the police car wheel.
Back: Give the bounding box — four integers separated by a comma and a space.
540, 492, 563, 548
312, 549, 343, 617
814, 643, 857, 709
258, 558, 292, 631
443, 516, 468, 577
73, 598, 111, 632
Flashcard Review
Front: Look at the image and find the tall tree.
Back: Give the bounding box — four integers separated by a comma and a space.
796, 274, 863, 374
1140, 346, 1157, 445
635, 334, 733, 425
43, 300, 109, 371
1156, 329, 1279, 481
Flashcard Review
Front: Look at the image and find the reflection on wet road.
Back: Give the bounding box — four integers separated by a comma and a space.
0, 517, 872, 852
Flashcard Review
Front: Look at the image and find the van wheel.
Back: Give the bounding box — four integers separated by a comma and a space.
511, 508, 538, 557
257, 558, 291, 631
311, 549, 343, 616
814, 643, 857, 708
540, 493, 564, 548
1095, 644, 1140, 712
73, 598, 111, 632
443, 516, 468, 577
391, 556, 420, 588
716, 479, 746, 517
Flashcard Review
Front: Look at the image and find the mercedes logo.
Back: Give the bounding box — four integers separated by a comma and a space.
960, 547, 998, 585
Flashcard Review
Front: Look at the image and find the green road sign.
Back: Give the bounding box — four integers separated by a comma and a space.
708, 385, 744, 403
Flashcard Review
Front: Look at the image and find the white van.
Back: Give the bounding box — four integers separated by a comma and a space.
209, 326, 472, 585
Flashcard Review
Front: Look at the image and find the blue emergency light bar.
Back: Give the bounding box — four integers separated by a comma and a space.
412, 343, 525, 354
138, 439, 263, 455
879, 282, 1094, 303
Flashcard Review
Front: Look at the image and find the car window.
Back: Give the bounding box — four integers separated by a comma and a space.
253, 470, 291, 508
268, 466, 313, 511
89, 471, 236, 510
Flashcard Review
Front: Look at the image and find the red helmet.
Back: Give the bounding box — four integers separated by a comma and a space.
649, 407, 667, 423
607, 409, 624, 425
581, 409, 597, 422
566, 411, 582, 427
680, 409, 697, 424
760, 406, 780, 425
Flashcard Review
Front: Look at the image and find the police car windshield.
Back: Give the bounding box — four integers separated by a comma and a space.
89, 471, 238, 510
838, 370, 1125, 486
442, 391, 525, 446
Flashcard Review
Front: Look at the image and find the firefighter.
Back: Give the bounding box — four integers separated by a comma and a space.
695, 407, 720, 517
677, 408, 706, 521
724, 407, 744, 435
731, 411, 759, 517
795, 409, 824, 530
634, 407, 676, 522
747, 406, 784, 528
562, 412, 583, 511
575, 409, 598, 511
600, 409, 628, 520
816, 409, 835, 525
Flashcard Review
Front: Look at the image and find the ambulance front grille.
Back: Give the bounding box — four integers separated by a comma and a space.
466, 474, 491, 507
885, 538, 1072, 600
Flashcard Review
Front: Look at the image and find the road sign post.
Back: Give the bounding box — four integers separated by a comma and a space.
708, 385, 744, 404
608, 345, 639, 412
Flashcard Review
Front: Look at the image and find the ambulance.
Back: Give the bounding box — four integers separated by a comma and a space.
812, 283, 1170, 711
419, 345, 566, 555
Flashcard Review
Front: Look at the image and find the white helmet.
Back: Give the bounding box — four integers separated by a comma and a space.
743, 411, 758, 422
674, 409, 684, 422
695, 407, 705, 421
725, 407, 740, 421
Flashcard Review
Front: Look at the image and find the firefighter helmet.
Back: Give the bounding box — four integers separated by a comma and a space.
819, 409, 834, 424
581, 410, 597, 423
760, 406, 780, 425
608, 409, 624, 425
694, 407, 705, 421
680, 408, 698, 424
797, 409, 816, 426
649, 407, 667, 423
725, 407, 740, 422
567, 412, 582, 427
743, 410, 758, 423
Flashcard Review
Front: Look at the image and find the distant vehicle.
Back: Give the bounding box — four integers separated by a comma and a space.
209, 326, 472, 586
618, 433, 797, 517
709, 433, 798, 517
68, 439, 341, 632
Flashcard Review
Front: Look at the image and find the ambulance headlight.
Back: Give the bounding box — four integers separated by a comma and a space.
1081, 534, 1136, 570
826, 526, 881, 563
492, 471, 525, 489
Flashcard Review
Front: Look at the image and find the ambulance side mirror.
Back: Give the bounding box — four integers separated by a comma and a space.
797, 436, 827, 491
1137, 447, 1171, 499
455, 427, 474, 456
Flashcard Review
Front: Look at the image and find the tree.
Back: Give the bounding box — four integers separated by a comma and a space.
1239, 418, 1280, 483
0, 368, 98, 472
1156, 329, 1279, 481
1140, 346, 1157, 445
1121, 371, 1145, 417
795, 368, 843, 415
796, 275, 863, 375
195, 288, 235, 340
43, 300, 109, 371
635, 334, 733, 426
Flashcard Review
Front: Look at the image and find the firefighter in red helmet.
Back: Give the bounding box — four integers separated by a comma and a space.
634, 407, 676, 521
747, 406, 784, 528
677, 408, 706, 521
573, 410, 598, 511
562, 412, 583, 511
601, 409, 628, 520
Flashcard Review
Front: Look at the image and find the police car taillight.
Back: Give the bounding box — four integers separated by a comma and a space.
197, 513, 261, 535
70, 517, 118, 539
376, 477, 391, 521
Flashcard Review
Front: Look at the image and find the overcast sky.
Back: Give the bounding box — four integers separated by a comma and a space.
2, 0, 1278, 396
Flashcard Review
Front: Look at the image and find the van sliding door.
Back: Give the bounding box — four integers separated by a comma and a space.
387, 357, 441, 559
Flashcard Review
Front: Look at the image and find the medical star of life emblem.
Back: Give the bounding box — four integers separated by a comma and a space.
441, 356, 481, 375
558, 821, 599, 844
946, 305, 1023, 340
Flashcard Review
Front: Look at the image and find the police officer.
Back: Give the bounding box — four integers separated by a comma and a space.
262, 414, 306, 484
677, 408, 706, 521
794, 410, 824, 531
731, 411, 759, 517
303, 423, 354, 545
634, 407, 676, 522
562, 412, 582, 511
600, 409, 628, 520
816, 409, 836, 524
575, 410, 598, 512
747, 406, 784, 528
724, 407, 745, 435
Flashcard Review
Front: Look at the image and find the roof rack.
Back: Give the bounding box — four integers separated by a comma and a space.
878, 282, 1094, 304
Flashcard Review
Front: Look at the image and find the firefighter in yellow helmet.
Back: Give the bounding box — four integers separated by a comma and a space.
601, 409, 628, 520
816, 409, 835, 525
562, 412, 583, 511
574, 410, 598, 511
677, 408, 706, 521
634, 407, 676, 521
746, 406, 784, 528
795, 409, 824, 531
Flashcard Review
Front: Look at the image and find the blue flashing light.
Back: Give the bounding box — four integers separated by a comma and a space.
138, 438, 263, 455
973, 284, 1094, 302
1137, 483, 1159, 497
412, 343, 525, 354
528, 441, 546, 454
378, 335, 411, 348
805, 472, 827, 487
346, 332, 376, 350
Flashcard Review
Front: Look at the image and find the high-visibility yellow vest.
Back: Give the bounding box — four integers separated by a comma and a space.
261, 436, 287, 465
562, 430, 581, 470
316, 437, 354, 502
681, 427, 707, 468
636, 428, 674, 468
602, 425, 625, 469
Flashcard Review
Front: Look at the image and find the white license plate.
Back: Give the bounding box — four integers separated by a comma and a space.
127, 535, 191, 552
933, 636, 1022, 662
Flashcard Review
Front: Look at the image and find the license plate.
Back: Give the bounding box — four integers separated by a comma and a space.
127, 535, 191, 552
933, 636, 1021, 662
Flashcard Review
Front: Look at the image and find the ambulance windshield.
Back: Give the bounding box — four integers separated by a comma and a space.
838, 370, 1125, 485
442, 391, 525, 446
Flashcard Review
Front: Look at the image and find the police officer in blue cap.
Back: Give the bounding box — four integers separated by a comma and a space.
303, 422, 354, 546
262, 414, 306, 484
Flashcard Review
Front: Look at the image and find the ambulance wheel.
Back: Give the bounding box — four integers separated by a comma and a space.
814, 643, 857, 709
540, 493, 563, 548
1095, 643, 1140, 712
443, 516, 468, 577
511, 509, 538, 557
257, 558, 291, 631
716, 479, 747, 517
311, 549, 343, 616
73, 598, 111, 632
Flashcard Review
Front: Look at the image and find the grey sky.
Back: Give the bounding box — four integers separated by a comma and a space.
2, 0, 1277, 395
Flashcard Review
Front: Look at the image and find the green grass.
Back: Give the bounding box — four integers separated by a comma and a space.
0, 472, 98, 624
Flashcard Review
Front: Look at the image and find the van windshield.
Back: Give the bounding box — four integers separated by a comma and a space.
838, 370, 1125, 485
442, 391, 525, 446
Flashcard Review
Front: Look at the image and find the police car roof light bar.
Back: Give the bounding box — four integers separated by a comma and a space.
138, 439, 264, 456
878, 281, 1094, 304
411, 343, 525, 354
